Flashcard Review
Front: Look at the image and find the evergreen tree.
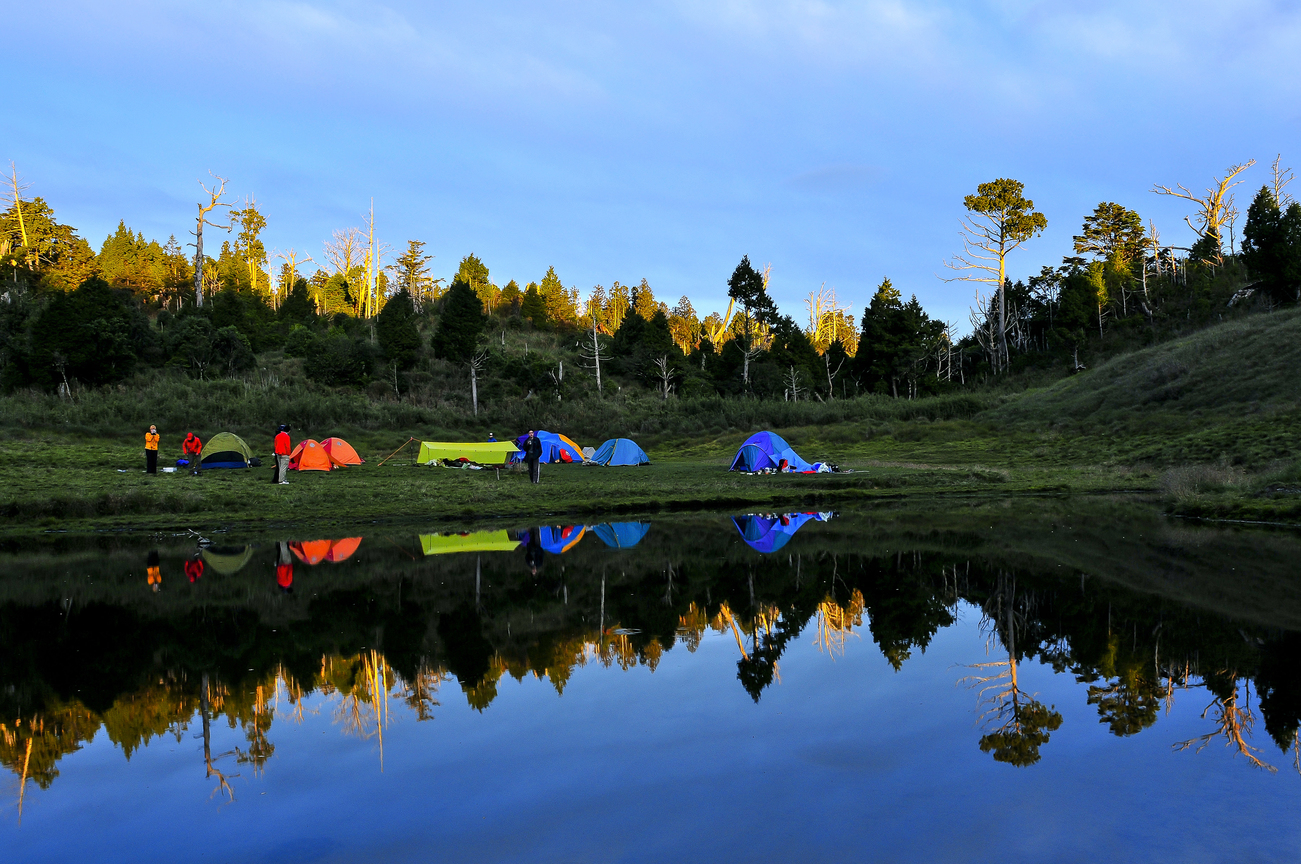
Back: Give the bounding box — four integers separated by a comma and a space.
376, 287, 421, 370
1243, 186, 1301, 304
432, 277, 485, 361
278, 278, 316, 326
520, 282, 546, 325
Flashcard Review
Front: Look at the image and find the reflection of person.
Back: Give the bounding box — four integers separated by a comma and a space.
524, 530, 544, 575
145, 425, 160, 474
273, 425, 291, 485
183, 432, 203, 475
184, 552, 204, 583
524, 430, 543, 484
276, 541, 293, 593
146, 550, 162, 592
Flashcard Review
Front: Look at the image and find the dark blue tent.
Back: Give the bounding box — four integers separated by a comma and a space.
729, 431, 814, 472
591, 438, 650, 466
534, 524, 587, 554
510, 431, 584, 464
593, 522, 651, 549
732, 512, 823, 553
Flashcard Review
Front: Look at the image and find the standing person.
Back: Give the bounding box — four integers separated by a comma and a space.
524, 529, 544, 576
523, 430, 543, 484
276, 541, 294, 593
184, 552, 204, 583
144, 425, 160, 474
183, 432, 203, 475
146, 550, 161, 592
273, 425, 291, 485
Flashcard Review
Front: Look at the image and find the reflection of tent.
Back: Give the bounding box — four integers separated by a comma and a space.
200, 545, 254, 574
732, 513, 823, 553
290, 539, 333, 565
199, 432, 253, 469
593, 522, 651, 549
535, 525, 586, 554
420, 530, 522, 555
326, 537, 362, 562
511, 431, 583, 464
322, 437, 364, 466
289, 439, 333, 471
417, 442, 521, 465
591, 438, 650, 466
729, 431, 814, 472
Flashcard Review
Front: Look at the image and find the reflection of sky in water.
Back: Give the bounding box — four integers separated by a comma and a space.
6, 604, 1301, 863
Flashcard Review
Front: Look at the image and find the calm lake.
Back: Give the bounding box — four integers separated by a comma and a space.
3, 498, 1301, 862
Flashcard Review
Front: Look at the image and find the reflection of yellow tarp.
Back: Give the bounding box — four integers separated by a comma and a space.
417, 442, 520, 465
201, 546, 254, 575
419, 531, 521, 555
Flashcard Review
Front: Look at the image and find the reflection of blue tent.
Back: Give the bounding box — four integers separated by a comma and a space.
593, 522, 651, 549
534, 524, 587, 554
732, 513, 823, 553
511, 431, 584, 464
591, 438, 650, 466
729, 431, 814, 472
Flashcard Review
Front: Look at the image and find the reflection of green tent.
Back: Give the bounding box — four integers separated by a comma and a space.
417, 442, 521, 465
419, 530, 522, 555
200, 432, 254, 469
201, 545, 254, 575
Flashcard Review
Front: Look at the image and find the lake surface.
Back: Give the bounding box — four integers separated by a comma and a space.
3, 499, 1301, 862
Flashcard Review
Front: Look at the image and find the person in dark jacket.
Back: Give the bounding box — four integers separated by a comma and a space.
523, 430, 543, 484
524, 529, 544, 576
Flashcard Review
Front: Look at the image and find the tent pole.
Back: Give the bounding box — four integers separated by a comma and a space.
378, 437, 417, 467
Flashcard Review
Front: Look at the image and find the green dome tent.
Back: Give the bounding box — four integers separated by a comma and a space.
201, 545, 254, 575
200, 432, 254, 469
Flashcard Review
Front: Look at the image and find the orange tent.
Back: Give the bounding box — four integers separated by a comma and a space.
289, 439, 332, 471
290, 539, 332, 565
322, 437, 363, 467
326, 537, 362, 562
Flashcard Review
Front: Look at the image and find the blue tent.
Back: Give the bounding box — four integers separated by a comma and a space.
591, 438, 650, 466
533, 524, 587, 554
732, 512, 823, 553
593, 522, 651, 549
510, 431, 584, 464
729, 431, 814, 472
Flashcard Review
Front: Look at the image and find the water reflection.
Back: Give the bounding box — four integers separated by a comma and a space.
7, 505, 1301, 816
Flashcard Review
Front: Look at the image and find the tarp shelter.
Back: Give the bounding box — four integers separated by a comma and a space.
729, 431, 814, 473
420, 530, 522, 555
534, 525, 586, 554
511, 431, 583, 464
322, 437, 364, 466
732, 512, 823, 554
593, 522, 651, 549
200, 545, 253, 575
591, 438, 650, 466
417, 442, 521, 465
289, 439, 333, 471
199, 432, 254, 469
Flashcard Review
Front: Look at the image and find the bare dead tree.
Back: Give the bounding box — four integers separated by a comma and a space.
652, 355, 676, 400
823, 350, 845, 397
469, 348, 487, 416
1152, 160, 1255, 265
191, 174, 232, 308
968, 290, 998, 372
577, 296, 605, 394
271, 248, 314, 309
1272, 154, 1295, 209
3, 163, 34, 268
784, 364, 805, 402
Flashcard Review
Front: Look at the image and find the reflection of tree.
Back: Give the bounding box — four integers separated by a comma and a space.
964, 573, 1063, 767
812, 590, 864, 659
1085, 642, 1161, 737
1174, 673, 1277, 773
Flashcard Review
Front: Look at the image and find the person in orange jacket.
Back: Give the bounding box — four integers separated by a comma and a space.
146, 550, 162, 592
182, 432, 203, 475
145, 425, 160, 474
273, 425, 291, 485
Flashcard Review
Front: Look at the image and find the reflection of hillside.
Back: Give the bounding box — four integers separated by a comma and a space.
7, 501, 1301, 794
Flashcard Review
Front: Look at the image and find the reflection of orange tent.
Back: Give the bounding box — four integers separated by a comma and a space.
290, 539, 332, 565
322, 437, 363, 466
289, 439, 333, 471
326, 537, 362, 562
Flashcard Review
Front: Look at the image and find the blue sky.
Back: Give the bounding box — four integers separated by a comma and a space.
8, 1, 1300, 326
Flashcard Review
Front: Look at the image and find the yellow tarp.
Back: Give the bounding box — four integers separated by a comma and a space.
417, 441, 521, 465
419, 531, 522, 556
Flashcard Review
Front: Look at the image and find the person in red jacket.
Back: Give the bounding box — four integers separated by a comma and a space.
273, 425, 291, 485
276, 541, 293, 593
182, 432, 203, 475
184, 552, 205, 583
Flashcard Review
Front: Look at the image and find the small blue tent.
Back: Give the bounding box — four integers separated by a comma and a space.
732, 512, 823, 553
591, 438, 650, 466
510, 431, 584, 464
593, 522, 651, 549
729, 431, 814, 472
533, 524, 587, 554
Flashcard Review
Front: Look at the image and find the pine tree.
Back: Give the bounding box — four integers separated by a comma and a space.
432, 277, 485, 361
520, 282, 546, 325
377, 287, 421, 369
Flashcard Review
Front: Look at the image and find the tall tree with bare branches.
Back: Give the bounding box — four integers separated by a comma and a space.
1152, 160, 1255, 265
944, 178, 1047, 372
191, 174, 231, 308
